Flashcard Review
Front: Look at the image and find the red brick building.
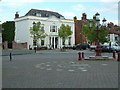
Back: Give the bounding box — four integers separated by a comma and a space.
74, 13, 120, 45
74, 13, 88, 45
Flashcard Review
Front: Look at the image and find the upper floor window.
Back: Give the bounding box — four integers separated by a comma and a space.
50, 23, 57, 32
40, 24, 44, 30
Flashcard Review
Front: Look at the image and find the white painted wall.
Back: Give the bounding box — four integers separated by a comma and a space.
15, 16, 75, 49
109, 34, 118, 42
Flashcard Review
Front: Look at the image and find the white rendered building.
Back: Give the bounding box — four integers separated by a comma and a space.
14, 9, 75, 49
118, 1, 120, 26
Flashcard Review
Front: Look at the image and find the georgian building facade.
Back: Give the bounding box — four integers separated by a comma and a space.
14, 9, 75, 49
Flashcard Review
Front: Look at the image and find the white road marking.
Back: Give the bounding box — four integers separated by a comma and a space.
82, 70, 88, 72
68, 69, 75, 72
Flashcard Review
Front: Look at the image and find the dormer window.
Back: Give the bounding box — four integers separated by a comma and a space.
46, 13, 49, 17
36, 13, 41, 17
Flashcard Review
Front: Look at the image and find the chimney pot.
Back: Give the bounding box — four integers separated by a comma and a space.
15, 12, 19, 19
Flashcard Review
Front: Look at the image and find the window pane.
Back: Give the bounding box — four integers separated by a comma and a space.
50, 23, 57, 32
41, 24, 44, 30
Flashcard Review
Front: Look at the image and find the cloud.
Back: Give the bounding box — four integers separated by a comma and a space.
91, 8, 109, 13
2, 0, 43, 3
0, 0, 43, 7
100, 0, 119, 2
37, 8, 52, 11
91, 2, 118, 14
107, 20, 118, 25
72, 4, 86, 12
1, 0, 119, 2
62, 12, 76, 18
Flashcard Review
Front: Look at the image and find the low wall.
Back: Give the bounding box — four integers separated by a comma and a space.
12, 41, 27, 49
3, 41, 27, 49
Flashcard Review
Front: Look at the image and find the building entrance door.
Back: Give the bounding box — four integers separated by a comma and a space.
50, 37, 58, 49
55, 37, 58, 48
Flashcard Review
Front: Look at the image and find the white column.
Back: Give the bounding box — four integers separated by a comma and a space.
58, 37, 60, 48
51, 36, 52, 49
54, 36, 55, 49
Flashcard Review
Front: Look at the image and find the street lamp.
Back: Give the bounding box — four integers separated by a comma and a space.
89, 12, 107, 56
33, 22, 37, 53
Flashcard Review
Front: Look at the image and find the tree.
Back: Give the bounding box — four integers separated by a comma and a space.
2, 21, 15, 43
58, 24, 73, 48
30, 22, 47, 46
82, 21, 108, 44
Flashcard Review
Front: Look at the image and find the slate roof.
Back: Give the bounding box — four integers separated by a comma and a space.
25, 9, 65, 19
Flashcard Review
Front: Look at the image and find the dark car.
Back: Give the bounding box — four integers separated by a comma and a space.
73, 43, 90, 50
101, 45, 115, 52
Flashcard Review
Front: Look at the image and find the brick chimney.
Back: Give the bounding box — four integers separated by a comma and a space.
74, 16, 77, 21
15, 12, 19, 19
82, 13, 87, 20
93, 15, 96, 20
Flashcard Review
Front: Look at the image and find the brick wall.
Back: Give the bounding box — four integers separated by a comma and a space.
3, 41, 27, 49
12, 41, 27, 49
74, 16, 87, 45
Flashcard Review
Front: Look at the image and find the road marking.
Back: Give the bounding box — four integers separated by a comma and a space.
101, 64, 108, 66
46, 65, 51, 67
68, 69, 75, 72
82, 70, 88, 72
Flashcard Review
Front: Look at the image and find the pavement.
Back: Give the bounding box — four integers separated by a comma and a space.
2, 49, 35, 56
2, 49, 119, 88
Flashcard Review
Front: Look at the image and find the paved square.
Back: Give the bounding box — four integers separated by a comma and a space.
2, 50, 118, 88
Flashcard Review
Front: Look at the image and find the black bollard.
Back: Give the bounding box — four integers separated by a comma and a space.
10, 53, 12, 61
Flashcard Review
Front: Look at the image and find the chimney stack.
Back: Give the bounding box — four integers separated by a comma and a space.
15, 12, 19, 19
82, 13, 87, 20
74, 16, 77, 20
93, 15, 96, 20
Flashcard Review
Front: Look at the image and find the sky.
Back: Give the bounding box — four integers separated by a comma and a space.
0, 0, 119, 25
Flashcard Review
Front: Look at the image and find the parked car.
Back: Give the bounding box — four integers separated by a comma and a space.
101, 45, 115, 52
73, 43, 90, 50
90, 45, 96, 50
103, 42, 120, 52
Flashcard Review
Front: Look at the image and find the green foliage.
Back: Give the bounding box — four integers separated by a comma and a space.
30, 22, 47, 41
58, 24, 73, 42
2, 21, 15, 43
83, 21, 108, 44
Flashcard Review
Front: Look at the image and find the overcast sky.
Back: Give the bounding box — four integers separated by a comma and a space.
0, 0, 119, 25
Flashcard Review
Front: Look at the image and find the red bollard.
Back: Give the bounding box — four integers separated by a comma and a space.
113, 51, 116, 59
82, 52, 84, 58
78, 52, 82, 61
118, 52, 120, 61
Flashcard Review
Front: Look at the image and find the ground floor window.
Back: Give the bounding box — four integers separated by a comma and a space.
68, 37, 71, 45
62, 39, 65, 45
41, 38, 44, 46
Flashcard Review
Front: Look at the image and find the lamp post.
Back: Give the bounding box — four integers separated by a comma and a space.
89, 12, 107, 56
33, 22, 37, 53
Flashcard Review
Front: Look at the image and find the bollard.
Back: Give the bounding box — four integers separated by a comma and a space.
82, 52, 84, 58
10, 52, 12, 61
113, 51, 116, 59
118, 52, 120, 62
78, 52, 82, 61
